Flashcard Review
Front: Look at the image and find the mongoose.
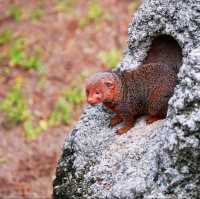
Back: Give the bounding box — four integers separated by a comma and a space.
85, 63, 177, 135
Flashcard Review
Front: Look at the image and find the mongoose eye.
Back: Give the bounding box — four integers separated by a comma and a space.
105, 82, 113, 88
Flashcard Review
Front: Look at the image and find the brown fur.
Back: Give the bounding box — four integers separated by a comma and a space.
85, 63, 177, 135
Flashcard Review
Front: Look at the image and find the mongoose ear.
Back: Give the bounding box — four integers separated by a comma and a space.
104, 81, 114, 88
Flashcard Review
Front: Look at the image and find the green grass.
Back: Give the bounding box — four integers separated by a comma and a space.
98, 49, 122, 69
49, 97, 72, 126
7, 4, 23, 22
23, 120, 42, 140
9, 37, 43, 71
48, 75, 85, 127
0, 29, 13, 45
79, 1, 104, 28
55, 0, 77, 13
0, 33, 47, 139
0, 79, 45, 140
0, 80, 30, 127
0, 31, 43, 71
30, 8, 44, 21
23, 84, 82, 137
48, 86, 84, 127
64, 86, 84, 105
9, 38, 26, 66
0, 70, 87, 139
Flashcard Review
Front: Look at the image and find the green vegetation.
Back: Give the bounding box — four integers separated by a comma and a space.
79, 1, 104, 28
0, 78, 46, 140
0, 79, 45, 140
48, 75, 85, 127
55, 0, 77, 13
0, 33, 46, 139
23, 79, 85, 138
0, 29, 13, 45
64, 86, 84, 105
9, 37, 43, 71
30, 8, 44, 21
0, 33, 94, 141
23, 120, 42, 140
22, 76, 85, 138
98, 49, 122, 69
49, 97, 72, 126
7, 4, 23, 22
0, 32, 43, 71
9, 38, 26, 66
48, 87, 84, 127
0, 79, 30, 127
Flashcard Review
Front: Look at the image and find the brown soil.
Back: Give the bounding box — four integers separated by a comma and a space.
0, 0, 140, 198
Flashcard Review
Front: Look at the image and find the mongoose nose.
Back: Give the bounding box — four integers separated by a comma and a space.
87, 98, 96, 105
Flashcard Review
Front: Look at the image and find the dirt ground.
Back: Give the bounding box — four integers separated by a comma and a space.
0, 0, 140, 198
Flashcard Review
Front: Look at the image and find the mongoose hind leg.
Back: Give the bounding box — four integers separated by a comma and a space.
110, 114, 123, 127
147, 84, 173, 123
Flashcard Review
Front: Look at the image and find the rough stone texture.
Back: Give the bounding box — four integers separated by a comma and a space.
53, 0, 200, 198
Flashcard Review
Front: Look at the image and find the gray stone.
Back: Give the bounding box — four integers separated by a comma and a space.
53, 0, 200, 198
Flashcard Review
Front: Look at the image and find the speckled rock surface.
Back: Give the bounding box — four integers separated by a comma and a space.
53, 0, 200, 198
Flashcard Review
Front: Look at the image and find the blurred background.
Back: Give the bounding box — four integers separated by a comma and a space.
0, 0, 141, 198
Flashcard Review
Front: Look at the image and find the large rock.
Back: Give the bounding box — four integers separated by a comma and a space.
53, 0, 200, 198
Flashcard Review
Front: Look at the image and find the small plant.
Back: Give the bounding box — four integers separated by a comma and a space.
48, 74, 85, 127
9, 37, 43, 71
0, 29, 13, 45
98, 49, 122, 69
9, 38, 26, 66
64, 86, 84, 105
23, 120, 42, 140
7, 4, 23, 22
49, 97, 72, 126
30, 8, 44, 21
23, 52, 43, 70
55, 0, 77, 13
0, 79, 30, 127
0, 78, 46, 140
79, 1, 104, 28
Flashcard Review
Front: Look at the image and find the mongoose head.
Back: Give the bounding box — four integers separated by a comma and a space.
85, 72, 119, 106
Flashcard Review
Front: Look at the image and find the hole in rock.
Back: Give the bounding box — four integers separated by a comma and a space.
144, 35, 182, 73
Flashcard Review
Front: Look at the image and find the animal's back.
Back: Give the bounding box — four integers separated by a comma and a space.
117, 63, 177, 115
136, 63, 177, 115
135, 63, 177, 84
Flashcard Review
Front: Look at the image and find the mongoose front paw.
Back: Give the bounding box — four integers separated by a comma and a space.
110, 115, 123, 127
116, 127, 129, 135
115, 122, 134, 135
